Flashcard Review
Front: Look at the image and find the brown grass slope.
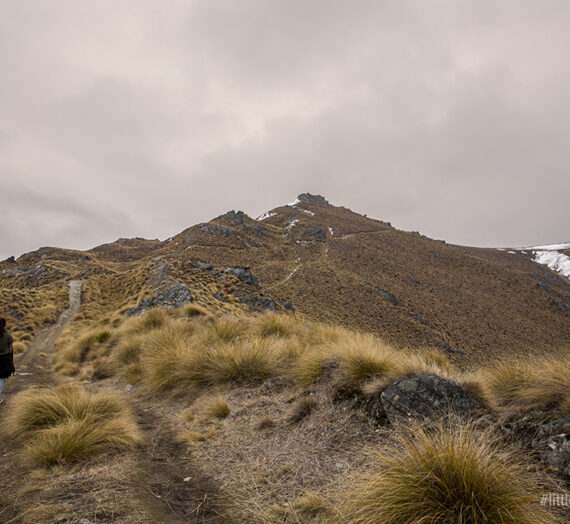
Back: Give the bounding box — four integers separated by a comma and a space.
2, 194, 568, 368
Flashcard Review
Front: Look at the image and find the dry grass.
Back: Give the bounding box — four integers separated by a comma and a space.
343, 421, 553, 523
476, 354, 570, 414
289, 396, 317, 422
205, 395, 231, 418
181, 303, 211, 317
3, 384, 142, 465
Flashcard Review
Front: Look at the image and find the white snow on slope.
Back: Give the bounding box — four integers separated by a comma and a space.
297, 207, 314, 216
522, 243, 570, 251
287, 197, 301, 207
285, 219, 299, 232
256, 210, 277, 221
533, 250, 570, 278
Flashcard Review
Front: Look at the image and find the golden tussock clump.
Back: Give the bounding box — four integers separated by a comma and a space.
204, 395, 231, 419
3, 384, 143, 466
343, 421, 552, 524
476, 354, 570, 415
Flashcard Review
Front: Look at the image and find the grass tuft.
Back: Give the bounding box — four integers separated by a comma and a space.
4, 385, 142, 465
344, 421, 552, 524
477, 354, 570, 414
205, 395, 231, 418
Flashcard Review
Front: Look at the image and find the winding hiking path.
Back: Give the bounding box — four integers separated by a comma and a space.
8, 279, 83, 392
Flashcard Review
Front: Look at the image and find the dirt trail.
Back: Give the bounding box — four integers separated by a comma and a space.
2, 279, 230, 523
8, 279, 83, 392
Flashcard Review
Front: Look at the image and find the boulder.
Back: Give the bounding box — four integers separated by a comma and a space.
381, 374, 480, 425
531, 414, 570, 479
226, 266, 259, 288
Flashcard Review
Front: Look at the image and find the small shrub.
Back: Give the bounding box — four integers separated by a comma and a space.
344, 422, 552, 524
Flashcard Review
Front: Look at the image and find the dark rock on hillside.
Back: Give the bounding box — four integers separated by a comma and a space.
127, 282, 193, 316
305, 225, 327, 241
2, 256, 15, 263
375, 287, 400, 306
531, 415, 570, 479
156, 282, 193, 306
381, 374, 480, 425
226, 266, 259, 288
220, 210, 246, 225
296, 193, 329, 205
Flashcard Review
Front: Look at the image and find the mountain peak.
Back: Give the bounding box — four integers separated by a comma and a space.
293, 193, 329, 206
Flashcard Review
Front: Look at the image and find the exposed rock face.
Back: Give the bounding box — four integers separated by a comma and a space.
226, 266, 259, 288
305, 225, 327, 241
127, 282, 193, 316
381, 374, 480, 424
531, 415, 570, 479
375, 287, 400, 306
2, 256, 15, 263
296, 193, 329, 205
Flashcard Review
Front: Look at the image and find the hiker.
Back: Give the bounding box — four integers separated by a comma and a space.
0, 318, 15, 403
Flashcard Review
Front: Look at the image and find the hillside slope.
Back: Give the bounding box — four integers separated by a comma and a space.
1, 193, 568, 367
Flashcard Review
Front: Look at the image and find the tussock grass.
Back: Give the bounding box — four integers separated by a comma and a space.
344, 422, 552, 524
182, 303, 211, 317
292, 492, 330, 518
477, 354, 570, 414
289, 396, 317, 422
204, 395, 231, 418
4, 385, 142, 465
254, 312, 299, 338
143, 333, 280, 394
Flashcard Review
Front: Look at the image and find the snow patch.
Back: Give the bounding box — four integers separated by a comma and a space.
507, 250, 516, 254
256, 210, 277, 221
328, 227, 334, 237
524, 243, 570, 251
295, 207, 314, 216
532, 250, 570, 278
287, 197, 301, 207
285, 219, 299, 232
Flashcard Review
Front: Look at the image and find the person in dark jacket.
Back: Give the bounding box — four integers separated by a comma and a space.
0, 318, 15, 403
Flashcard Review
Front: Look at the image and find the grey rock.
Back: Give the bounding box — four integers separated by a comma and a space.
226, 266, 259, 288
127, 282, 193, 316
381, 374, 480, 425
259, 298, 277, 311
195, 260, 213, 271
305, 225, 326, 241
2, 256, 15, 263
531, 415, 570, 478
156, 282, 193, 307
375, 287, 399, 306
296, 193, 329, 205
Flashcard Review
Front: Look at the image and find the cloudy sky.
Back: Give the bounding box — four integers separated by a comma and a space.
1, 1, 569, 259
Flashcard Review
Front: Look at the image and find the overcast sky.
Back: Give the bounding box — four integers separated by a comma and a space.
1, 1, 569, 259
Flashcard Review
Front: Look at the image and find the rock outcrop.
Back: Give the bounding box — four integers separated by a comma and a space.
381, 374, 479, 424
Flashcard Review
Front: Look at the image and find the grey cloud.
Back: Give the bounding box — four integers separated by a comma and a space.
0, 0, 568, 259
